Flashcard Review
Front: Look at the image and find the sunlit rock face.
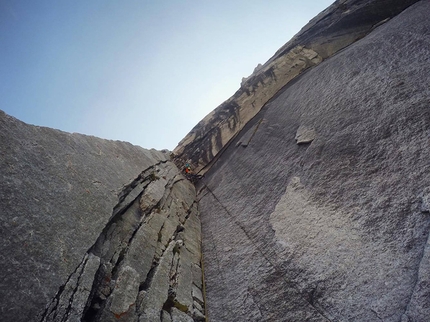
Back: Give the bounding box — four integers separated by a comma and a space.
0, 111, 205, 322
173, 0, 420, 176
195, 1, 430, 321
1, 0, 429, 321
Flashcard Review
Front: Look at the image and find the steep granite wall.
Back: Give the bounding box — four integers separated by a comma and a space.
197, 1, 430, 321
2, 0, 429, 321
0, 111, 205, 322
173, 0, 420, 175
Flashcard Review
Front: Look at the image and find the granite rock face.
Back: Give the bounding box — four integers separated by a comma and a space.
0, 111, 204, 322
174, 0, 420, 175
1, 0, 429, 321
196, 1, 430, 321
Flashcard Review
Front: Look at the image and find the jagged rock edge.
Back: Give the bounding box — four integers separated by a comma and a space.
38, 161, 201, 321
173, 0, 421, 176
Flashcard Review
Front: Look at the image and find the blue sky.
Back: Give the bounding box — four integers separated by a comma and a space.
1, 1, 333, 150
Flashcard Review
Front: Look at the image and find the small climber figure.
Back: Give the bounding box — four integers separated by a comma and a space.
183, 162, 202, 183
184, 163, 192, 174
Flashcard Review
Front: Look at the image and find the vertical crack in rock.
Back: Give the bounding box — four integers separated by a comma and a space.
49, 161, 205, 322
166, 241, 184, 310
39, 255, 89, 322
40, 253, 101, 322
38, 160, 204, 322
200, 180, 333, 322
138, 234, 179, 294
136, 199, 198, 317
81, 163, 175, 321
59, 255, 89, 322
3, 2, 428, 321
104, 160, 168, 231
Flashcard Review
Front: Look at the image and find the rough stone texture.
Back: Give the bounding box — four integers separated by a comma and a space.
42, 163, 204, 322
173, 0, 420, 175
197, 1, 430, 321
295, 125, 316, 144
0, 111, 204, 321
1, 0, 429, 321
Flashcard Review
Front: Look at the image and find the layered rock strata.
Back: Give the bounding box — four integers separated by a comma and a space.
197, 1, 430, 321
173, 0, 420, 175
0, 111, 205, 322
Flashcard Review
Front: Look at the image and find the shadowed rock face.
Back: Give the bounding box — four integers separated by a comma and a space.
1, 0, 429, 321
197, 1, 430, 321
0, 111, 205, 322
173, 0, 420, 175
